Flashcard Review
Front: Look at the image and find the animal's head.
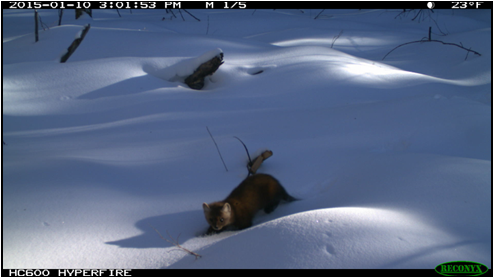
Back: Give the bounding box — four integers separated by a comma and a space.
202, 202, 232, 231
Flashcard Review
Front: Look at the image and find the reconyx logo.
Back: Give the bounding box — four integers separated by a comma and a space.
435, 261, 489, 276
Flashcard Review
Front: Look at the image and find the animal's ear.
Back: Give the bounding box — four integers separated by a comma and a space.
221, 203, 231, 213
202, 203, 210, 212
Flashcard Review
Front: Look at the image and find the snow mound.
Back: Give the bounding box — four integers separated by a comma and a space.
147, 48, 223, 82
170, 207, 465, 269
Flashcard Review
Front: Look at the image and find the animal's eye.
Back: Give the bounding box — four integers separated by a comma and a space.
220, 218, 224, 222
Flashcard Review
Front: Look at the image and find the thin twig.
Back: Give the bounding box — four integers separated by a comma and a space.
394, 9, 408, 19
206, 127, 228, 172
34, 10, 39, 42
177, 9, 185, 21
383, 39, 481, 60
314, 9, 325, 20
58, 9, 63, 26
331, 30, 343, 48
166, 9, 177, 18
149, 225, 202, 260
465, 47, 471, 61
411, 9, 423, 21
182, 9, 201, 21
37, 14, 50, 30
233, 136, 252, 165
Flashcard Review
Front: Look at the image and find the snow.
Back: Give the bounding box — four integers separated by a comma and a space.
151, 47, 223, 82
2, 8, 491, 269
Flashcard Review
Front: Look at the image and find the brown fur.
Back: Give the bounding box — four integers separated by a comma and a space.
203, 174, 297, 234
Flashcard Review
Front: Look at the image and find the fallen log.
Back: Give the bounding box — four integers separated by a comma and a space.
249, 150, 273, 175
184, 51, 223, 90
60, 24, 90, 63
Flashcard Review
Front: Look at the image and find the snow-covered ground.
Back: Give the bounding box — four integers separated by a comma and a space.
2, 8, 491, 269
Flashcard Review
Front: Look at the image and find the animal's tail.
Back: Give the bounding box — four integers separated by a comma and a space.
283, 191, 300, 202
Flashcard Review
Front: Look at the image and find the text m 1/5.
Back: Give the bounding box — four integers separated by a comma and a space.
223, 2, 247, 8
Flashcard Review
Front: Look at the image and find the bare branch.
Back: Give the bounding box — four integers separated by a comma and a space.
182, 9, 201, 21
233, 136, 252, 165
207, 127, 228, 172
149, 225, 202, 260
314, 9, 325, 20
60, 24, 91, 63
383, 39, 481, 60
249, 150, 273, 175
331, 30, 343, 48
